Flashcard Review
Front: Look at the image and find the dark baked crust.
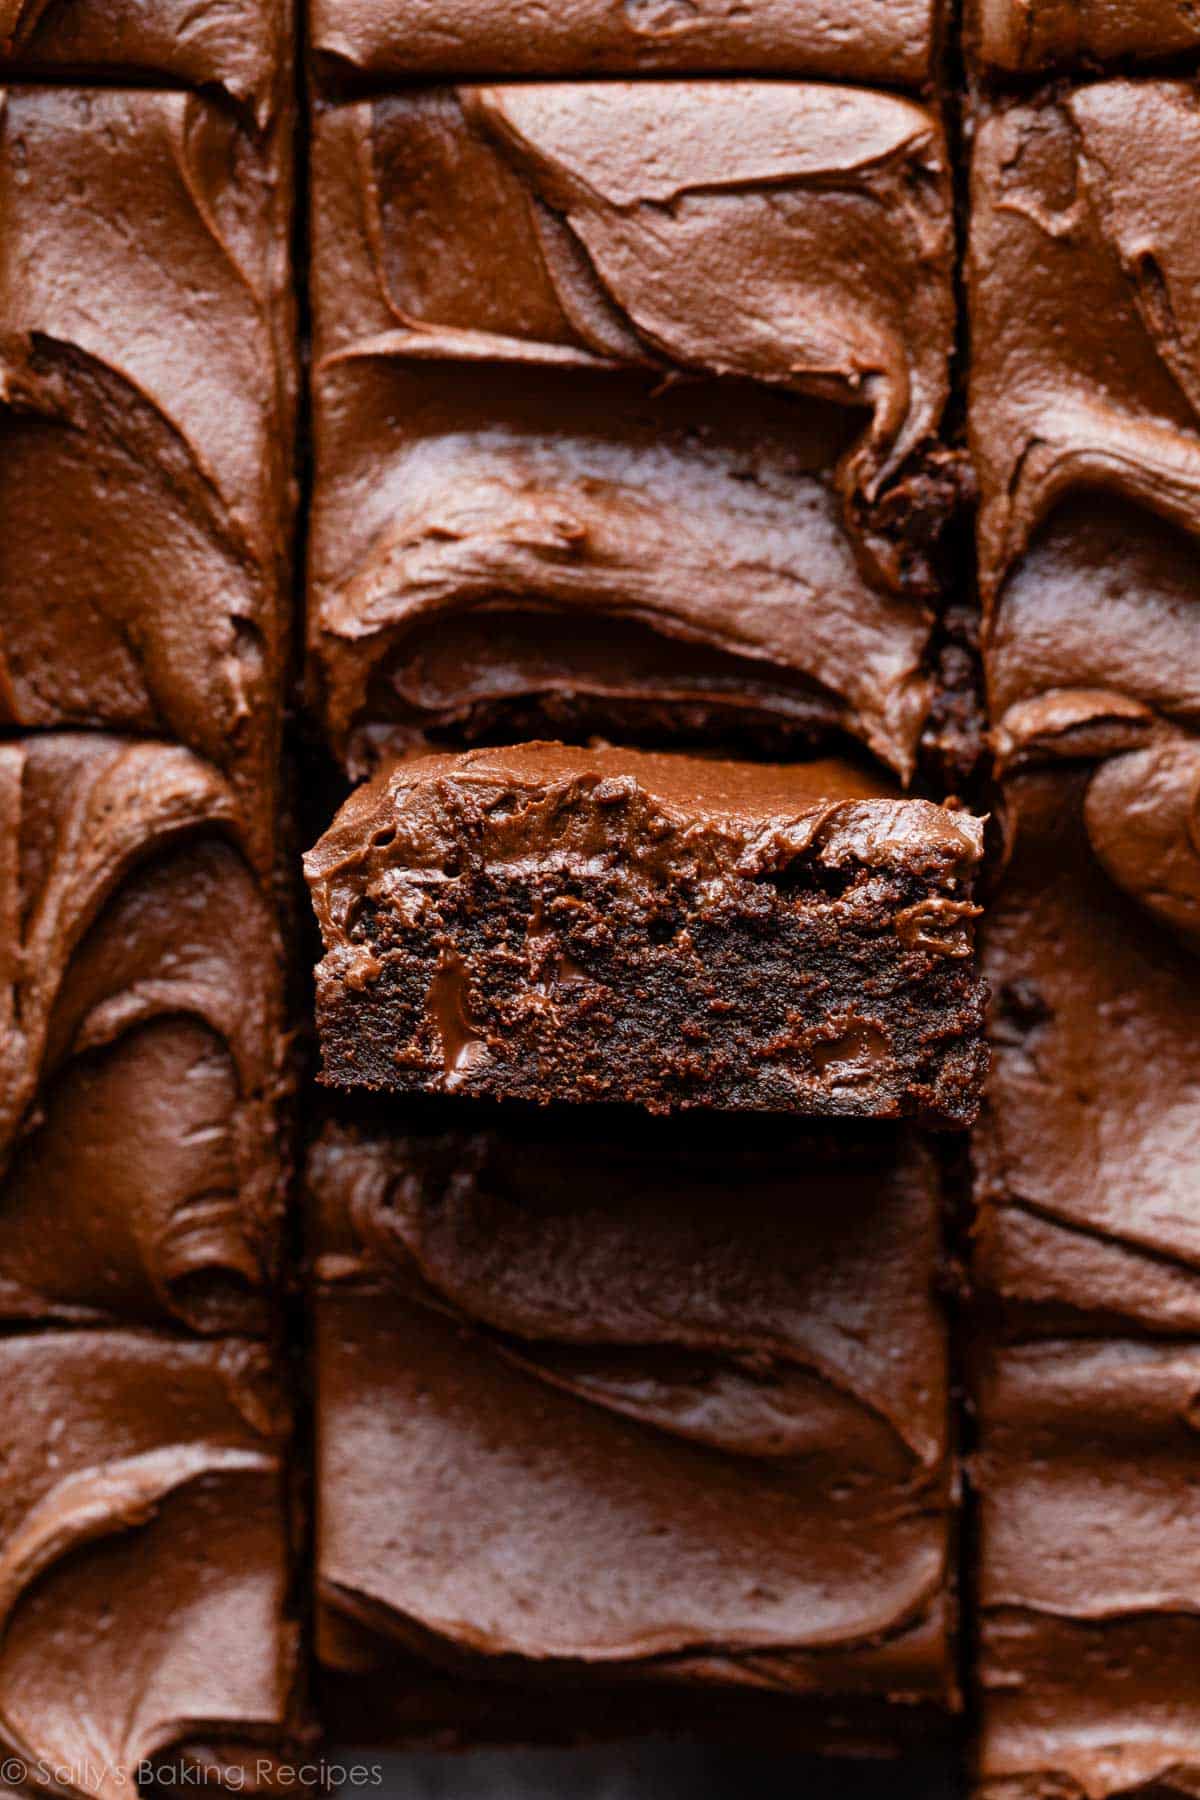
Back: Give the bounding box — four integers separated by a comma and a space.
308, 83, 959, 782
0, 85, 296, 874
0, 734, 288, 1335
306, 744, 986, 1127
310, 1113, 955, 1745
966, 0, 1200, 77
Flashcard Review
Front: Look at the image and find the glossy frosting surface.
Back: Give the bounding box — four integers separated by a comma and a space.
309, 84, 955, 780
312, 1119, 952, 1704
0, 735, 286, 1334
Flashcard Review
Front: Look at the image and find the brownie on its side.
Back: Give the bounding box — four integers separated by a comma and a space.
0, 86, 295, 874
0, 735, 288, 1335
967, 0, 1200, 76
306, 743, 986, 1127
310, 0, 941, 87
308, 82, 959, 782
0, 0, 289, 118
0, 1330, 297, 1794
310, 1115, 955, 1748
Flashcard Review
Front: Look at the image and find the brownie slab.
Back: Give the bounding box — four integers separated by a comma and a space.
975, 1338, 1200, 1799
306, 743, 986, 1126
311, 0, 940, 87
0, 86, 295, 873
311, 1115, 954, 1748
0, 1330, 296, 1795
308, 83, 958, 781
0, 0, 289, 119
969, 81, 1200, 762
968, 0, 1200, 75
0, 735, 287, 1334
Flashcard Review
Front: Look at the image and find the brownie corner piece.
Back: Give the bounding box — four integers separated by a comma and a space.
306, 743, 987, 1126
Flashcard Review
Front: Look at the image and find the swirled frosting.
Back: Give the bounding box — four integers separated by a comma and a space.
311, 1117, 953, 1744
309, 83, 957, 781
0, 87, 295, 872
0, 735, 287, 1335
976, 1338, 1200, 1799
311, 0, 940, 87
0, 0, 289, 121
0, 1332, 294, 1797
968, 0, 1200, 74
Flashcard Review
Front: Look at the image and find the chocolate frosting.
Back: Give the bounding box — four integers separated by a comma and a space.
0, 0, 289, 121
312, 1119, 952, 1701
0, 87, 295, 871
309, 84, 956, 780
312, 0, 940, 87
0, 735, 286, 1335
970, 83, 1200, 764
976, 1339, 1200, 1797
969, 0, 1200, 73
975, 763, 1200, 1334
0, 1331, 294, 1795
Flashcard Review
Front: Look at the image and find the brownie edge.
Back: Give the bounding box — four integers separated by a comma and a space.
305, 743, 987, 1127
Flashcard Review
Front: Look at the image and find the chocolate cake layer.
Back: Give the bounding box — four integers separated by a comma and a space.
0, 1330, 296, 1796
975, 1338, 1200, 1799
969, 81, 1200, 764
0, 0, 289, 119
308, 83, 958, 780
967, 0, 1200, 76
0, 86, 296, 873
306, 744, 987, 1125
310, 1115, 954, 1747
0, 735, 287, 1335
311, 0, 941, 87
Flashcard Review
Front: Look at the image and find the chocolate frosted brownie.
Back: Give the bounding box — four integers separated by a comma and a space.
0, 1330, 297, 1794
311, 0, 941, 87
310, 1115, 955, 1747
0, 86, 296, 873
0, 735, 288, 1335
306, 743, 986, 1126
308, 82, 959, 780
967, 0, 1200, 76
0, 0, 290, 122
975, 1338, 1200, 1799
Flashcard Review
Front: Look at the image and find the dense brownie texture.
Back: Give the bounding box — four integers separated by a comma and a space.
969, 81, 1200, 766
0, 86, 296, 874
308, 83, 959, 780
310, 1115, 954, 1747
310, 0, 941, 87
0, 735, 288, 1335
0, 0, 289, 119
0, 1330, 296, 1795
967, 0, 1200, 75
306, 744, 987, 1126
974, 1339, 1200, 1799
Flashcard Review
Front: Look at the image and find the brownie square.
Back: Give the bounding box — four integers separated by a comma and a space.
310, 0, 941, 88
308, 83, 958, 782
0, 1329, 296, 1788
973, 757, 1200, 1335
0, 87, 296, 874
967, 0, 1200, 76
0, 734, 288, 1335
0, 0, 290, 122
975, 1337, 1200, 1798
310, 1114, 955, 1748
969, 81, 1200, 762
306, 743, 987, 1126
